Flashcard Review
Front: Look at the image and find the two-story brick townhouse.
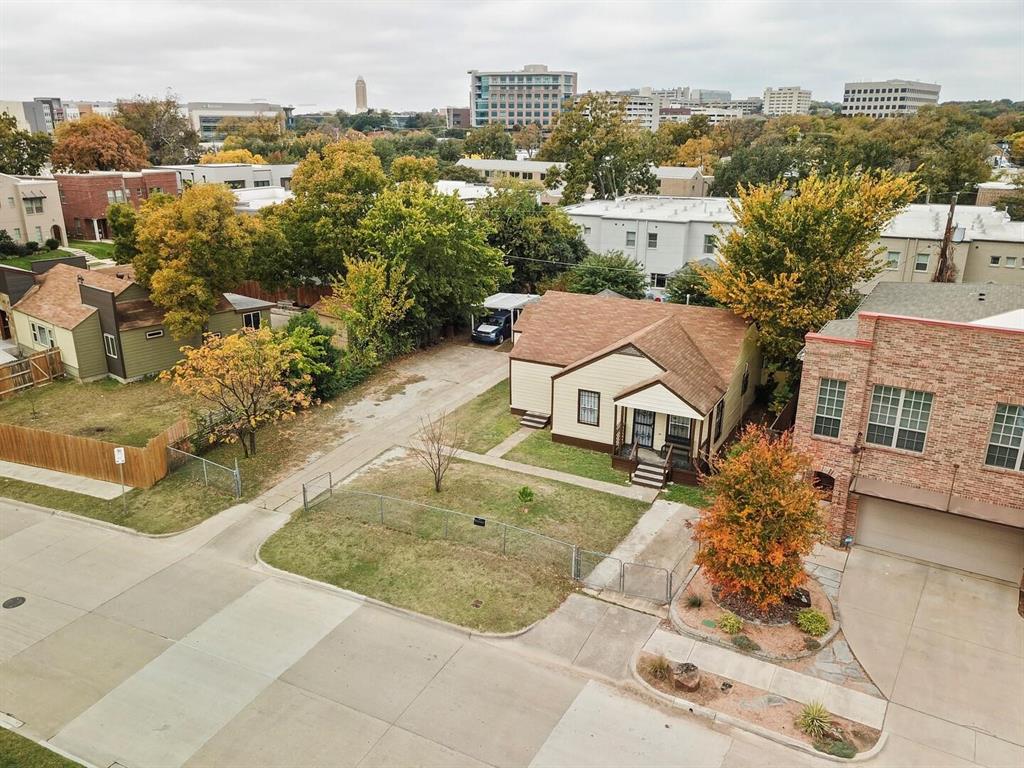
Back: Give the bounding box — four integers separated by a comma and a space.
793, 283, 1024, 583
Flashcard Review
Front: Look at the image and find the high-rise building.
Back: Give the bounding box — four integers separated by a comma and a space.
355, 76, 367, 113
762, 86, 812, 116
468, 64, 577, 129
0, 101, 53, 133
841, 79, 940, 118
33, 97, 66, 126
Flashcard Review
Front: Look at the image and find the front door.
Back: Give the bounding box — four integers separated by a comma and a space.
632, 409, 655, 448
0, 310, 9, 340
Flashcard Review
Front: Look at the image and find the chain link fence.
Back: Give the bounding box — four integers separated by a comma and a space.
303, 478, 679, 602
167, 446, 241, 498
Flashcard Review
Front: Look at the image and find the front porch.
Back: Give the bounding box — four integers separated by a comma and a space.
611, 404, 717, 489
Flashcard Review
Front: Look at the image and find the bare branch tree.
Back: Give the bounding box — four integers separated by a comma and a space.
410, 411, 464, 492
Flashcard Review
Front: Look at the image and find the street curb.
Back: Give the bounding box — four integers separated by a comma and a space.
629, 653, 889, 763
253, 547, 547, 640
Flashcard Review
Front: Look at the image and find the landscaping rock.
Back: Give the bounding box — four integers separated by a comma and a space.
673, 662, 701, 692
832, 640, 854, 664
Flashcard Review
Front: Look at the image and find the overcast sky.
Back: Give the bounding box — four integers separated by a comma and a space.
2, 1, 1021, 113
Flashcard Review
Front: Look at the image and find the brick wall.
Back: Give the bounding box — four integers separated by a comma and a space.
55, 171, 179, 240
794, 313, 1024, 542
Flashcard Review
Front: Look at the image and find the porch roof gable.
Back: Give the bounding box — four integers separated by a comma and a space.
615, 380, 705, 420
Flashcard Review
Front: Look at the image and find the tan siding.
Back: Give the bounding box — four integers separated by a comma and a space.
963, 241, 1024, 284
70, 316, 108, 381
120, 326, 199, 380
510, 360, 561, 413
713, 326, 761, 450
552, 353, 661, 445
206, 308, 267, 336
115, 284, 150, 302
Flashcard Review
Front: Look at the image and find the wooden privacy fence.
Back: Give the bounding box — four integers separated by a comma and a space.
233, 280, 332, 308
0, 349, 64, 397
0, 418, 190, 489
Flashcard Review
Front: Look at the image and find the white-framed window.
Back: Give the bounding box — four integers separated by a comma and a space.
985, 404, 1023, 471
865, 385, 933, 452
703, 234, 717, 254
647, 232, 658, 248
989, 255, 1001, 267
884, 252, 900, 270
242, 311, 261, 329
813, 378, 846, 438
33, 227, 42, 242
650, 272, 667, 289
666, 415, 691, 444
625, 231, 636, 247
145, 329, 164, 339
103, 333, 118, 358
30, 322, 54, 348
914, 253, 929, 272
583, 225, 591, 235
577, 389, 600, 426
12, 228, 21, 241
1006, 256, 1018, 268
23, 197, 44, 214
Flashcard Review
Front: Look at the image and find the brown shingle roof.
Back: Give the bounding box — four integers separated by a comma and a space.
13, 264, 135, 329
512, 291, 750, 414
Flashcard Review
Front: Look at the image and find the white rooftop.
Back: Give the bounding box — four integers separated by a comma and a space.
882, 204, 1024, 243
483, 293, 541, 311
970, 308, 1024, 331
434, 179, 496, 202
457, 158, 565, 172
232, 186, 292, 212
563, 196, 735, 224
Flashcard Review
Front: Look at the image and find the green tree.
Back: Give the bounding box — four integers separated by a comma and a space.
565, 251, 646, 299
284, 312, 345, 400
665, 264, 719, 306
115, 94, 200, 164
916, 132, 992, 197
134, 184, 252, 337
358, 181, 511, 340
464, 123, 515, 159
474, 182, 588, 292
0, 113, 53, 175
703, 172, 919, 368
107, 201, 138, 264
390, 155, 439, 183
711, 143, 808, 196
51, 114, 149, 172
513, 123, 543, 157
539, 93, 658, 204
437, 163, 483, 182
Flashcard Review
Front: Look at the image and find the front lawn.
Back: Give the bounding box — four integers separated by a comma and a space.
0, 251, 64, 271
446, 378, 520, 454
664, 483, 711, 508
0, 378, 190, 447
67, 239, 115, 259
0, 728, 82, 768
261, 456, 648, 631
504, 429, 629, 486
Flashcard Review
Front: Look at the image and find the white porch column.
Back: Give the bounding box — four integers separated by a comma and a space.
91, 218, 101, 240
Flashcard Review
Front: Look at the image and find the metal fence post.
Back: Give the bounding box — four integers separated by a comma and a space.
619, 561, 625, 592
571, 545, 579, 580
234, 459, 241, 498
202, 458, 208, 486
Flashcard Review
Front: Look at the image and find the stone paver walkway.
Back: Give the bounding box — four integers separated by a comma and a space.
485, 426, 534, 457
454, 450, 658, 502
0, 459, 129, 500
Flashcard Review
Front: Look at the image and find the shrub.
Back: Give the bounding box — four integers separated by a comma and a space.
717, 611, 743, 635
517, 486, 534, 505
796, 701, 833, 739
44, 238, 60, 250
730, 634, 761, 652
24, 241, 39, 253
814, 738, 857, 759
685, 593, 703, 609
643, 654, 673, 682
797, 608, 830, 637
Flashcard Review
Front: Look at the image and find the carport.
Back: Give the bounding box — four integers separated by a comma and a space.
471, 293, 540, 339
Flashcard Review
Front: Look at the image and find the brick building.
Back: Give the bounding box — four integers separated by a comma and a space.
793, 283, 1024, 583
55, 170, 179, 241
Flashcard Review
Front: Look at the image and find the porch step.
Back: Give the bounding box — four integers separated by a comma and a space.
520, 411, 550, 429
632, 463, 667, 488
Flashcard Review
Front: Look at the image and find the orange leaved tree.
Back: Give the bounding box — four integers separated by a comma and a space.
163, 328, 311, 457
693, 425, 824, 613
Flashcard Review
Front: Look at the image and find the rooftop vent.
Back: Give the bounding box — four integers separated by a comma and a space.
116, 272, 125, 279
978, 292, 987, 302
76, 275, 84, 284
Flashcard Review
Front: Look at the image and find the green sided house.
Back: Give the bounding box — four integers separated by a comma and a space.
5, 261, 271, 381
508, 291, 761, 488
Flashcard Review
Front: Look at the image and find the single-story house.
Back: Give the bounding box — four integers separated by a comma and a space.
508, 291, 760, 487
8, 261, 272, 382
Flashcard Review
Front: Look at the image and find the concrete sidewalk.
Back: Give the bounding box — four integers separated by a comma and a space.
0, 459, 130, 500
485, 426, 534, 457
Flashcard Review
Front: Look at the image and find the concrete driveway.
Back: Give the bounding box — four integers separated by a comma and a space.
840, 546, 1024, 766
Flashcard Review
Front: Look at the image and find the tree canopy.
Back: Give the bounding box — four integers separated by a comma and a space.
115, 95, 199, 165
0, 113, 53, 175
50, 114, 149, 172
565, 251, 647, 299
539, 93, 658, 204
200, 148, 267, 164
464, 123, 515, 159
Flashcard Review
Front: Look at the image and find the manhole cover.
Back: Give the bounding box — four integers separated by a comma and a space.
2, 597, 26, 609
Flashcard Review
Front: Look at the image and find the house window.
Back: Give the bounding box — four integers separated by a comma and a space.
6, 196, 13, 208
145, 329, 165, 339
985, 404, 1023, 471
741, 363, 750, 395
34, 227, 42, 242
24, 197, 44, 214
713, 399, 725, 441
242, 311, 261, 329
703, 234, 717, 254
13, 228, 21, 241
1006, 256, 1018, 268
989, 255, 1001, 267
666, 415, 691, 445
914, 253, 929, 272
30, 323, 54, 348
647, 232, 658, 248
577, 389, 600, 426
226, 180, 246, 189
813, 378, 846, 438
650, 272, 667, 289
583, 225, 591, 235
884, 252, 900, 270
865, 385, 933, 452
103, 333, 118, 358
253, 180, 271, 188
625, 231, 636, 247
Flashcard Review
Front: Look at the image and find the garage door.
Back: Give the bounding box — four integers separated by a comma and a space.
856, 497, 1024, 583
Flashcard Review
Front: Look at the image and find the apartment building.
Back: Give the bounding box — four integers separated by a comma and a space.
0, 174, 67, 246
468, 64, 578, 129
565, 196, 1024, 293
445, 106, 471, 129
793, 283, 1023, 583
658, 106, 745, 126
622, 88, 662, 131
762, 86, 812, 116
184, 102, 285, 141
0, 101, 53, 133
54, 170, 178, 241
153, 163, 297, 191
841, 79, 940, 117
